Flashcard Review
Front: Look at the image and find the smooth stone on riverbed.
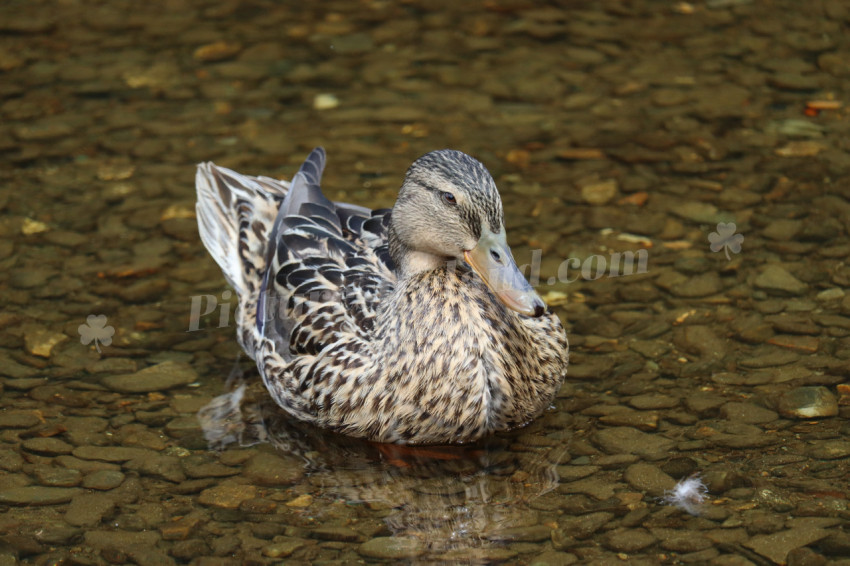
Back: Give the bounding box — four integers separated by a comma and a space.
23, 326, 68, 357
285, 493, 312, 507
0, 410, 43, 428
0, 449, 24, 472
55, 455, 120, 473
603, 528, 658, 552
816, 288, 845, 302
0, 486, 81, 505
243, 452, 304, 486
673, 325, 726, 360
164, 416, 202, 437
744, 527, 831, 564
358, 536, 425, 560
83, 530, 161, 550
593, 427, 675, 457
580, 179, 618, 205
124, 454, 186, 483
21, 437, 75, 455
82, 469, 126, 490
198, 483, 257, 509
159, 514, 204, 541
623, 462, 676, 496
754, 265, 808, 296
32, 524, 82, 546
552, 511, 615, 540
556, 465, 600, 482
808, 441, 850, 460
737, 350, 801, 369
34, 466, 82, 487
72, 445, 156, 462
558, 477, 619, 500
670, 201, 719, 223
628, 393, 679, 410
101, 360, 198, 393
776, 386, 838, 419
598, 410, 658, 431
311, 526, 361, 542
669, 273, 723, 298
263, 537, 310, 558
720, 402, 778, 424
65, 492, 116, 527
530, 550, 579, 565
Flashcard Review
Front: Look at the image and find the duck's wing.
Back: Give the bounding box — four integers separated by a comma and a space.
258, 148, 396, 361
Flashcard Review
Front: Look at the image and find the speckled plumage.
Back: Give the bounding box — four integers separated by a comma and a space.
196, 148, 568, 444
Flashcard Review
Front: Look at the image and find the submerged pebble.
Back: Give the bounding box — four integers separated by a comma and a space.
754, 265, 808, 296
358, 536, 425, 560
0, 486, 81, 506
776, 386, 839, 419
101, 361, 198, 393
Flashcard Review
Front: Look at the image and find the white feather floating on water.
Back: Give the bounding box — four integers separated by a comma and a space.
661, 475, 709, 515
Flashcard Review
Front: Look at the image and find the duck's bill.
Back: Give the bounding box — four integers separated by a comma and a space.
463, 231, 546, 317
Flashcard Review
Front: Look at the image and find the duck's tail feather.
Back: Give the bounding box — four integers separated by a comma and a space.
195, 162, 291, 298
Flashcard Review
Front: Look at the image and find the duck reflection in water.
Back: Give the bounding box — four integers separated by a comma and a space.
197, 367, 570, 559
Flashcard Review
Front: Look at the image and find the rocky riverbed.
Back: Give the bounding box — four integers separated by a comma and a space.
1, 0, 849, 564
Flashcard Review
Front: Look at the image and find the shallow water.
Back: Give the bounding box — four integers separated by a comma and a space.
1, 0, 850, 564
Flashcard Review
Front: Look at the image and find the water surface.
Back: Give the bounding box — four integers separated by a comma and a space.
1, 1, 849, 564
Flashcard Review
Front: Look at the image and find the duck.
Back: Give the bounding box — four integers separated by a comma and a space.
195, 147, 568, 445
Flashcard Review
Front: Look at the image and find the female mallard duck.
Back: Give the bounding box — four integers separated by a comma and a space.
196, 148, 568, 444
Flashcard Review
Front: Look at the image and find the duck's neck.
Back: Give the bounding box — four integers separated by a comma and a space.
388, 222, 451, 277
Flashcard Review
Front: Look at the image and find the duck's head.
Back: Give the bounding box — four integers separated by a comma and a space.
389, 149, 546, 317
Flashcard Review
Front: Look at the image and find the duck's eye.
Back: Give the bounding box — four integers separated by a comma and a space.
441, 192, 457, 206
